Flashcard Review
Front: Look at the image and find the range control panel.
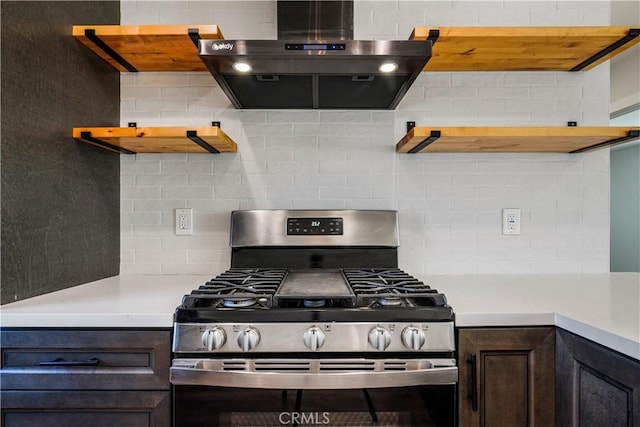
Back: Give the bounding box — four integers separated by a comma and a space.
287, 217, 343, 236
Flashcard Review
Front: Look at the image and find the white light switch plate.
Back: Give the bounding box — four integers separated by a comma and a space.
502, 208, 521, 235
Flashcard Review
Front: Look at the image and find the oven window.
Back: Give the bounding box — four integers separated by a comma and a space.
174, 385, 455, 427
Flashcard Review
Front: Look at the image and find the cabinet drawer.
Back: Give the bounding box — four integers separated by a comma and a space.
1, 390, 170, 427
0, 329, 170, 390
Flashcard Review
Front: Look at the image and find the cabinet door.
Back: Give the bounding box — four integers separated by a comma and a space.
0, 329, 170, 390
556, 328, 640, 426
1, 390, 170, 427
458, 327, 555, 427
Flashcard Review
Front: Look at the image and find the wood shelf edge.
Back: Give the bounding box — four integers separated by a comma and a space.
73, 126, 238, 154
411, 26, 638, 40
72, 24, 224, 72
395, 126, 640, 153
410, 26, 640, 72
72, 24, 224, 38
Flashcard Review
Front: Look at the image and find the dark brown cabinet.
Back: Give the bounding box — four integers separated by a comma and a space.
457, 327, 555, 426
556, 328, 640, 426
0, 329, 171, 427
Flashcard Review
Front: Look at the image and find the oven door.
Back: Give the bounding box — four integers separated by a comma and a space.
174, 385, 456, 427
171, 358, 457, 427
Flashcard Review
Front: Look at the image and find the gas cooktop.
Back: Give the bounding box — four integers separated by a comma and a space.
175, 267, 453, 323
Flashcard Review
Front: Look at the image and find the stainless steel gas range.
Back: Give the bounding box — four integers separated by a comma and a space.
171, 210, 457, 427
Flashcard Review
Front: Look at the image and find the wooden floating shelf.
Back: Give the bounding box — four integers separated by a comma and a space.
396, 126, 640, 153
74, 25, 639, 74
72, 25, 224, 72
410, 26, 640, 72
73, 126, 238, 154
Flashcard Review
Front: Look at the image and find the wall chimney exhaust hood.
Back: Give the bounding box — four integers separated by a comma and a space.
198, 1, 432, 109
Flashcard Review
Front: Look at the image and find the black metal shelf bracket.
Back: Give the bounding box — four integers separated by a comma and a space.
571, 130, 640, 153
406, 121, 416, 133
408, 130, 442, 153
570, 28, 640, 71
427, 29, 440, 46
77, 131, 136, 155
186, 130, 220, 153
188, 28, 201, 48
84, 29, 138, 72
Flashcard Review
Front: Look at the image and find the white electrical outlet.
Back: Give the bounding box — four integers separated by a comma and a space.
175, 208, 193, 235
502, 208, 521, 235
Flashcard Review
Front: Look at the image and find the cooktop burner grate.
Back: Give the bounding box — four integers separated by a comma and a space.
180, 267, 447, 310
181, 269, 287, 309
343, 268, 447, 307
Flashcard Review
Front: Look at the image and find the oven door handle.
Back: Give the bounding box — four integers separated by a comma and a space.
170, 363, 458, 389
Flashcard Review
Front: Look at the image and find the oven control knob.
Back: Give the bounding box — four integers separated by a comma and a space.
302, 326, 326, 351
237, 327, 260, 352
401, 326, 426, 351
202, 327, 226, 351
368, 326, 392, 351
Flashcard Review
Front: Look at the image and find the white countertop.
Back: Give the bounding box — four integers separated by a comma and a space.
1, 273, 638, 360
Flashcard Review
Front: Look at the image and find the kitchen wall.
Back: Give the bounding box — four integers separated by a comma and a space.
610, 0, 639, 113
120, 1, 612, 276
609, 0, 640, 273
610, 110, 640, 272
610, 143, 640, 272
1, 1, 120, 304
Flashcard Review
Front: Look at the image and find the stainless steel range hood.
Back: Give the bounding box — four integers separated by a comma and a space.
198, 1, 432, 110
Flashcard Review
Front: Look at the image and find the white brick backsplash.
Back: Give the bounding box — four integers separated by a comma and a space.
503, 72, 557, 86
120, 161, 160, 174
122, 86, 161, 99
133, 199, 186, 212
161, 161, 212, 174
266, 161, 317, 174
452, 98, 505, 112
120, 186, 161, 200
452, 73, 505, 87
479, 86, 530, 99
121, 236, 161, 250
294, 174, 346, 187
319, 161, 371, 174
120, 0, 612, 274
246, 148, 292, 162
161, 86, 215, 99
131, 73, 190, 87
135, 97, 188, 112
479, 9, 531, 25
269, 111, 319, 123
121, 262, 162, 275
530, 85, 582, 99
136, 174, 188, 187
161, 186, 214, 200
264, 186, 318, 200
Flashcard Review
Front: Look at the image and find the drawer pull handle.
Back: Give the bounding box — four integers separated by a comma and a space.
39, 357, 100, 367
467, 353, 478, 412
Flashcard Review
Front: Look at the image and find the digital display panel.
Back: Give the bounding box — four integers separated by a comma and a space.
304, 44, 327, 50
287, 218, 343, 235
285, 43, 346, 51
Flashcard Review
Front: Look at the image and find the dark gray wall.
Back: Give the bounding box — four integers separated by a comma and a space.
1, 1, 120, 304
